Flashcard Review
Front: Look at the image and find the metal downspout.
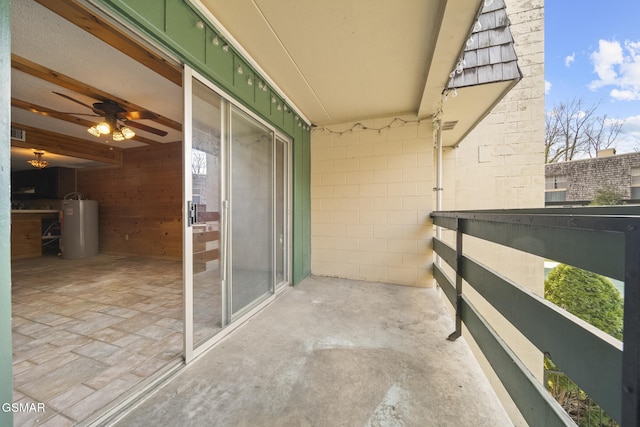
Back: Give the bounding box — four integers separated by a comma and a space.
435, 120, 443, 213
434, 120, 443, 273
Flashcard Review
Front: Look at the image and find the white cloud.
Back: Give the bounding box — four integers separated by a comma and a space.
589, 39, 640, 100
610, 89, 638, 100
545, 80, 552, 94
613, 115, 640, 153
564, 53, 575, 67
622, 115, 640, 135
589, 40, 624, 87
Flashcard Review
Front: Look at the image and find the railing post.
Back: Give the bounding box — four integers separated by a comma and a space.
448, 217, 463, 341
622, 226, 640, 426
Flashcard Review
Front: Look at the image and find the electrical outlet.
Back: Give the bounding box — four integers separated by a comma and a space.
125, 234, 129, 241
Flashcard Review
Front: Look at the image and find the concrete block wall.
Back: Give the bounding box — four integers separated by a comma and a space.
546, 152, 640, 202
310, 116, 433, 287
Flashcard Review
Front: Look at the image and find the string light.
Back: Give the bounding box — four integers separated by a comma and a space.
423, 0, 487, 145
312, 116, 430, 137
190, 20, 302, 124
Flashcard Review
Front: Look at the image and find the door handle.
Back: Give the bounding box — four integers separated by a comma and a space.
187, 201, 197, 226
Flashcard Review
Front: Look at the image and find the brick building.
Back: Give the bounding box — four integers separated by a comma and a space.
545, 149, 640, 205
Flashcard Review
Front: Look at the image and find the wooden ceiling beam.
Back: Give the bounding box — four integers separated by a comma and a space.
12, 97, 96, 127
34, 0, 182, 87
11, 98, 162, 146
11, 123, 123, 166
12, 54, 181, 133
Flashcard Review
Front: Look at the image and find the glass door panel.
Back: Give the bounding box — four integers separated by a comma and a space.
190, 78, 224, 347
230, 108, 274, 316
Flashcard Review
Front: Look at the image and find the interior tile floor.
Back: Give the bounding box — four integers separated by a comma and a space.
11, 254, 183, 427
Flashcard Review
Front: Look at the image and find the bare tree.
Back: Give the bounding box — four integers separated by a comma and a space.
192, 149, 207, 175
545, 99, 623, 163
585, 115, 623, 158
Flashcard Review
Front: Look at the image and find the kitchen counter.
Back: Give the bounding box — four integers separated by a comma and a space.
11, 209, 60, 214
11, 210, 61, 259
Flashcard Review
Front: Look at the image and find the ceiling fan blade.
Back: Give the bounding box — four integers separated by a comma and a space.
52, 91, 95, 111
119, 111, 158, 121
123, 119, 168, 137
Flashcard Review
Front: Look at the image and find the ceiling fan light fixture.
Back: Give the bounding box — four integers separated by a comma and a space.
112, 130, 125, 142
121, 126, 135, 139
27, 150, 48, 169
87, 126, 101, 137
96, 121, 111, 135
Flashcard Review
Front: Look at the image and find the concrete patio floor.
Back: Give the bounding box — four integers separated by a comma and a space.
113, 275, 512, 426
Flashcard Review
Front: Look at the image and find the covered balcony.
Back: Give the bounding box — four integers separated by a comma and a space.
102, 206, 637, 426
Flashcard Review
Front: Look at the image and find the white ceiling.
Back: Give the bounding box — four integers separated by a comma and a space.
196, 0, 483, 126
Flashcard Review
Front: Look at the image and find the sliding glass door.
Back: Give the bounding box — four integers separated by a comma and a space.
184, 66, 290, 361
184, 76, 225, 361
229, 108, 274, 316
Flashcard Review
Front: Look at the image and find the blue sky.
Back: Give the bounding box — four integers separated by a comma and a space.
545, 1, 640, 152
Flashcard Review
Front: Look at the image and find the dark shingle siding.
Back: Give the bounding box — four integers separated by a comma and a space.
449, 0, 521, 89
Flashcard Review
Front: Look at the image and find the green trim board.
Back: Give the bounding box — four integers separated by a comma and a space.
292, 118, 311, 284
0, 0, 13, 424
99, 0, 310, 134
97, 0, 312, 284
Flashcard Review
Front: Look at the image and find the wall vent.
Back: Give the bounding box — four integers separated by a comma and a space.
11, 127, 26, 141
442, 121, 458, 131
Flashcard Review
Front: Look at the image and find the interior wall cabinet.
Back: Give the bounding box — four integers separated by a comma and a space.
11, 167, 75, 199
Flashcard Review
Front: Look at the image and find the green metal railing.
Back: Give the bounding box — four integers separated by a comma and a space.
431, 206, 640, 426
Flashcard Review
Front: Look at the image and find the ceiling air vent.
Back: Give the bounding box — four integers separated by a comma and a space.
442, 121, 458, 131
11, 127, 26, 141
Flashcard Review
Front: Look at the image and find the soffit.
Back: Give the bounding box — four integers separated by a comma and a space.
197, 0, 483, 126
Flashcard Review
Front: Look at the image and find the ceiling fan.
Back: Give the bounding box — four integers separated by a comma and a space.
53, 92, 168, 140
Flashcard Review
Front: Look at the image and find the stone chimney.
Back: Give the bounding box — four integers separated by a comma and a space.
597, 148, 616, 158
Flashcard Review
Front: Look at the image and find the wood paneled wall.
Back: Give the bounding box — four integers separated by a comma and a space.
77, 142, 182, 260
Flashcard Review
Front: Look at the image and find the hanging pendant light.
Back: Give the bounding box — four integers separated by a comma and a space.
27, 150, 48, 169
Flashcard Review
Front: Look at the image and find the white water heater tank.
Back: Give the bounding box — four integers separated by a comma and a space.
61, 193, 98, 259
